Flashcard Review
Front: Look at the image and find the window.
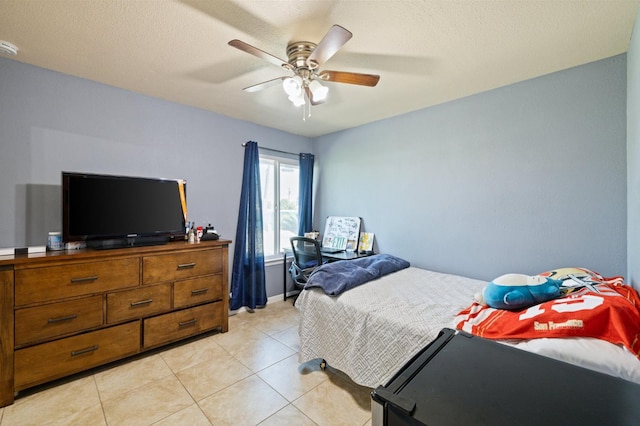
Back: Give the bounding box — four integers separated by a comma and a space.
260, 153, 299, 259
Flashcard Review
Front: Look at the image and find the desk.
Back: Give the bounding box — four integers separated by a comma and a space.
321, 250, 371, 262
283, 249, 373, 301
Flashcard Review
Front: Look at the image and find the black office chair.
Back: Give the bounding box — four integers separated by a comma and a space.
289, 236, 324, 297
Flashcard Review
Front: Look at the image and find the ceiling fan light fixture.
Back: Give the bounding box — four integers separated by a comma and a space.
282, 76, 303, 97
229, 24, 380, 117
308, 80, 329, 102
288, 92, 305, 107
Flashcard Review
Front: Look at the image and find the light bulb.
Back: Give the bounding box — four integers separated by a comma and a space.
308, 80, 328, 102
288, 92, 305, 107
282, 76, 302, 97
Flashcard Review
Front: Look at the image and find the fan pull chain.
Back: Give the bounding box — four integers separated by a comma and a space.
302, 90, 311, 121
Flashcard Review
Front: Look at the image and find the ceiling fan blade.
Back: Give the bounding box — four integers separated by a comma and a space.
228, 39, 291, 70
307, 25, 352, 69
319, 71, 380, 87
243, 76, 287, 93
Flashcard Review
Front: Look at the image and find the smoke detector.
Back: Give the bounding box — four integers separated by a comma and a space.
0, 41, 18, 56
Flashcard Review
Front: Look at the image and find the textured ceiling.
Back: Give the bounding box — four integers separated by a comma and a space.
0, 0, 638, 138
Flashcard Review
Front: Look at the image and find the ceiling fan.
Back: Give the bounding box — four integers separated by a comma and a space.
228, 25, 380, 109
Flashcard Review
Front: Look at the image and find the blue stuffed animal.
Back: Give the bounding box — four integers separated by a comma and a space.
477, 273, 562, 311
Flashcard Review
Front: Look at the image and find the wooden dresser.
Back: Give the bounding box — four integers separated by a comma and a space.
0, 239, 230, 407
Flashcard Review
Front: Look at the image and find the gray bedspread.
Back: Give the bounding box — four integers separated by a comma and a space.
297, 267, 487, 387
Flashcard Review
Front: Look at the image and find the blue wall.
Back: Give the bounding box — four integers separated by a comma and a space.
314, 55, 627, 282
0, 58, 312, 297
627, 7, 640, 290
0, 50, 632, 296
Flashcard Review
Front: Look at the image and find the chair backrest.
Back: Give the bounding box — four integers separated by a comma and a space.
290, 236, 323, 270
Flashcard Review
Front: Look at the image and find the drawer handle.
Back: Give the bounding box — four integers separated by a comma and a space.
70, 275, 98, 283
179, 318, 197, 327
71, 345, 99, 357
130, 298, 153, 307
48, 314, 78, 323
191, 288, 209, 295
177, 262, 196, 270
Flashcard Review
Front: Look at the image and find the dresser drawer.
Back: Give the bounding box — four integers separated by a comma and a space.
143, 302, 223, 349
15, 295, 104, 347
14, 321, 140, 390
142, 248, 222, 284
15, 258, 140, 306
107, 283, 171, 324
173, 274, 223, 308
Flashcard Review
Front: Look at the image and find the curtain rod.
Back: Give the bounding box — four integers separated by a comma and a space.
242, 142, 298, 157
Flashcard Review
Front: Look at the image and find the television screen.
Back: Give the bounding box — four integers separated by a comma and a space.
63, 172, 187, 248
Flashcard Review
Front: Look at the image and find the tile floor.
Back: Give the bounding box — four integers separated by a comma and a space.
0, 299, 373, 426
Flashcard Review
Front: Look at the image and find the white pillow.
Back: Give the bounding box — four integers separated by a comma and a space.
499, 337, 640, 384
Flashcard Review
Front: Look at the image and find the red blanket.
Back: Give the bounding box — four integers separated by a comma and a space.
455, 283, 640, 360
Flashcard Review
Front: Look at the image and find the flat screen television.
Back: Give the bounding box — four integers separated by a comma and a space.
62, 172, 187, 249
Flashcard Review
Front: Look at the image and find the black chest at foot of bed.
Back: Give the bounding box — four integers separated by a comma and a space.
372, 328, 640, 426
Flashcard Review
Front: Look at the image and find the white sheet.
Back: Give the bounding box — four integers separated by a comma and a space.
296, 266, 640, 387
500, 337, 640, 384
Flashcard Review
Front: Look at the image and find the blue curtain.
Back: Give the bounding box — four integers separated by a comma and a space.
297, 153, 314, 235
230, 141, 266, 311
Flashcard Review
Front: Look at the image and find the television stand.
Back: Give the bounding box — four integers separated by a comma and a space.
0, 239, 230, 408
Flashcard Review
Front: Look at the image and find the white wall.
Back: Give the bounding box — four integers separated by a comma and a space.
314, 55, 627, 282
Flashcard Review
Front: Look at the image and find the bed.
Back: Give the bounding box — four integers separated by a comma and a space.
296, 256, 640, 388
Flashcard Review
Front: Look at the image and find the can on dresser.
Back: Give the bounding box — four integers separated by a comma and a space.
47, 232, 64, 251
